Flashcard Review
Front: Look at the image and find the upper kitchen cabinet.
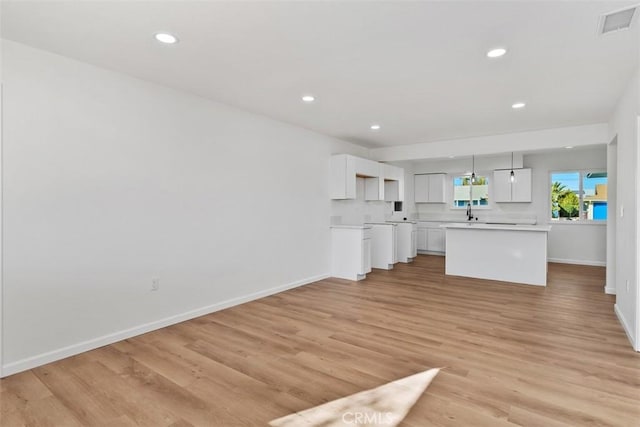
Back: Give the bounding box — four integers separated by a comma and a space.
353, 156, 380, 178
384, 180, 399, 201
330, 154, 382, 200
414, 173, 446, 203
358, 158, 383, 201
493, 168, 532, 203
382, 163, 404, 202
330, 154, 356, 199
331, 155, 404, 202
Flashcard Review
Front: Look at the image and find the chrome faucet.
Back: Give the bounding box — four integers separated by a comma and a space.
466, 203, 474, 221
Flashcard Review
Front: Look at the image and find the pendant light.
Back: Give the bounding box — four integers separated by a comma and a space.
471, 155, 476, 184
510, 152, 515, 183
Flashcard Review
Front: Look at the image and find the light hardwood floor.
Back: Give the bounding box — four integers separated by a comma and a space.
1, 255, 639, 426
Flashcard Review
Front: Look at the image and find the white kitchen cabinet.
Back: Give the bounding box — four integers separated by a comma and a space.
493, 168, 532, 203
366, 223, 397, 270
388, 221, 417, 263
427, 228, 445, 252
414, 175, 429, 203
414, 173, 446, 203
428, 174, 445, 203
384, 180, 399, 201
411, 228, 418, 257
382, 163, 404, 202
492, 170, 512, 202
417, 222, 446, 254
331, 226, 372, 281
362, 238, 372, 275
330, 154, 356, 199
353, 156, 380, 178
364, 177, 381, 201
417, 228, 427, 251
331, 154, 399, 201
511, 169, 532, 202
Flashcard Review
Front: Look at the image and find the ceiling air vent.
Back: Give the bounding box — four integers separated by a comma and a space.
600, 5, 637, 34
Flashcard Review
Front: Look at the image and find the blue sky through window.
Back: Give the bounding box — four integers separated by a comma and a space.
552, 172, 607, 193
552, 172, 579, 191
453, 177, 466, 185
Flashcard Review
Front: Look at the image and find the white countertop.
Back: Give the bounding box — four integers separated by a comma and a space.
366, 222, 397, 226
417, 219, 468, 224
441, 223, 551, 232
416, 216, 537, 225
330, 224, 372, 230
386, 220, 417, 224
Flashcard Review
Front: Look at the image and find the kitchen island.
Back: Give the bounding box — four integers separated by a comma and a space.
442, 223, 552, 286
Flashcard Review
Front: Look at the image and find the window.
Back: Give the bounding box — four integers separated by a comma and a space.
550, 171, 607, 221
453, 175, 489, 208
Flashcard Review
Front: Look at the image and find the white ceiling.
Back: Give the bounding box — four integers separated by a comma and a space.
2, 1, 638, 148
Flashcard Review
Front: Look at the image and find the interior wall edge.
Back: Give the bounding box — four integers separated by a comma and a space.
615, 303, 638, 352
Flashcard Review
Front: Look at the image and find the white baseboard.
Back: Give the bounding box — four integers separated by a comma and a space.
1, 273, 329, 378
614, 304, 638, 351
547, 257, 606, 267
604, 286, 616, 295
417, 251, 445, 256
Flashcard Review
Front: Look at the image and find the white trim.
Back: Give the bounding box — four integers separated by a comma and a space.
615, 304, 638, 351
1, 273, 328, 378
547, 257, 606, 267
637, 116, 640, 357
0, 82, 4, 378
547, 220, 606, 226
417, 250, 445, 256
604, 285, 617, 295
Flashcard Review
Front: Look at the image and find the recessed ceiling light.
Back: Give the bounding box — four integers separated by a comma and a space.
565, 146, 574, 149
370, 124, 381, 131
512, 102, 526, 109
155, 33, 178, 44
487, 48, 507, 58
448, 156, 455, 159
301, 95, 315, 103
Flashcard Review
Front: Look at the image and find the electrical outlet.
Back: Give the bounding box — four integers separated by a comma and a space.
620, 205, 624, 217
151, 278, 160, 291
626, 280, 630, 292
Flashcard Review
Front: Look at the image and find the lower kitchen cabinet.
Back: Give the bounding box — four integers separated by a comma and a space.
427, 228, 445, 252
366, 223, 398, 270
362, 237, 371, 276
330, 226, 372, 281
417, 222, 446, 254
388, 221, 417, 263
417, 227, 427, 251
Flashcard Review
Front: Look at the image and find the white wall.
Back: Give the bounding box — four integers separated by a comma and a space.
0, 40, 367, 375
608, 66, 639, 351
407, 148, 607, 265
525, 148, 607, 266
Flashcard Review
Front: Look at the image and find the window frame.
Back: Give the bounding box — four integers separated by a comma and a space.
451, 172, 492, 210
548, 169, 607, 224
